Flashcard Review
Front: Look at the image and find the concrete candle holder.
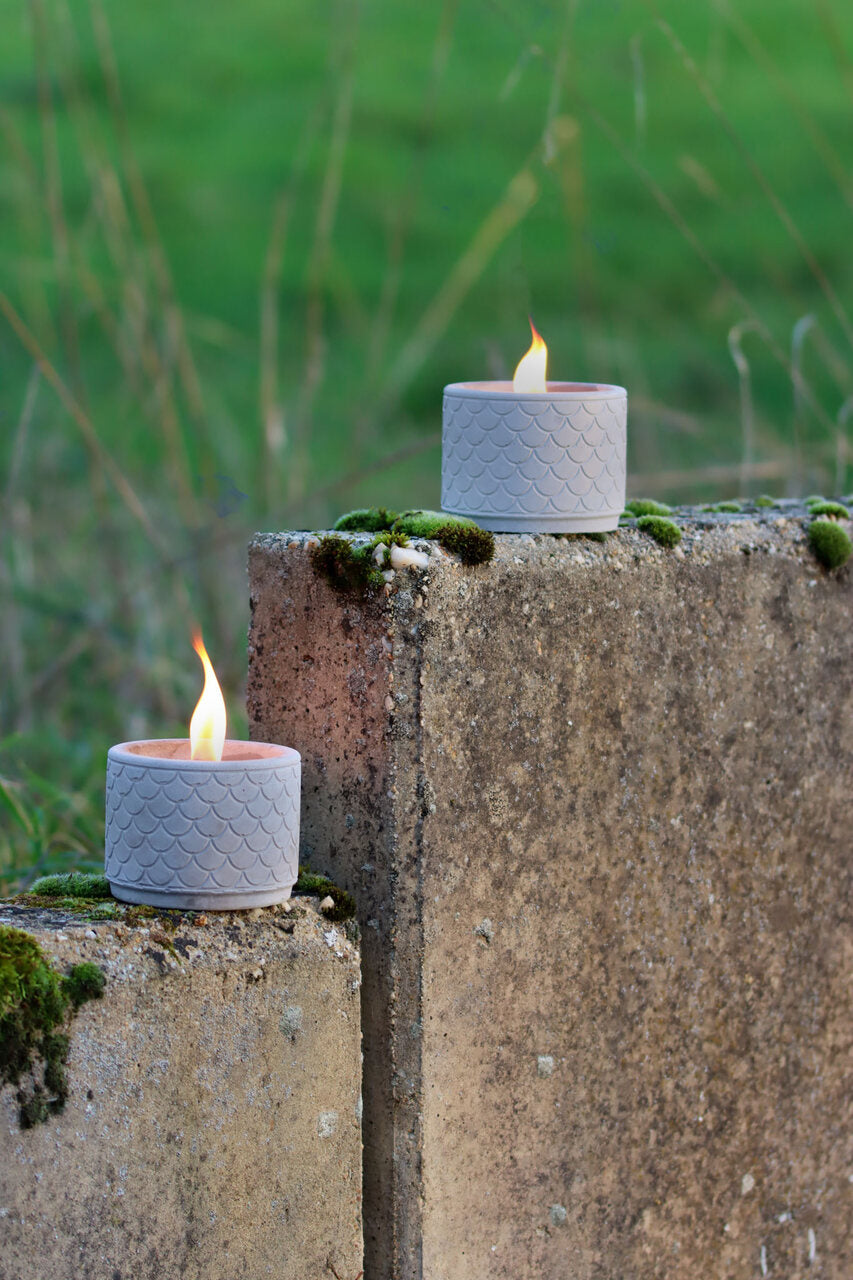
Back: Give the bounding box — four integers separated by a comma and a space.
441, 380, 627, 533
105, 739, 301, 910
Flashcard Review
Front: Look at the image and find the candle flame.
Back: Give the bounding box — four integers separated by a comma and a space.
190, 634, 226, 761
513, 318, 548, 393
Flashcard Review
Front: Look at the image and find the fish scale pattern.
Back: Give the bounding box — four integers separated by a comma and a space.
105, 757, 300, 896
441, 391, 626, 522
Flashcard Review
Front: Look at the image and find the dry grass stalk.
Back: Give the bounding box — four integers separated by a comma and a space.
654, 12, 853, 356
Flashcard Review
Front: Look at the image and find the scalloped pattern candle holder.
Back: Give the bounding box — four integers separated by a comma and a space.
441, 381, 627, 533
105, 740, 301, 909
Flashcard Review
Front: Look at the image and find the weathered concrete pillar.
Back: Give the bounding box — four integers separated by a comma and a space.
248, 514, 853, 1280
0, 898, 363, 1280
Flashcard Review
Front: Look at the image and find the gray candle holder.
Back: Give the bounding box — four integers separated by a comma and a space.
441, 381, 627, 533
105, 739, 301, 910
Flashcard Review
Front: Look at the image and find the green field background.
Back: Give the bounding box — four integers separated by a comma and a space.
1, 0, 852, 882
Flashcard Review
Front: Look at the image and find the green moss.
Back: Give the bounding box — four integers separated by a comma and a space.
0, 926, 67, 1077
63, 962, 106, 1008
624, 499, 672, 517
0, 925, 104, 1128
28, 872, 112, 900
328, 507, 495, 567
434, 522, 495, 565
40, 1031, 70, 1101
372, 530, 409, 544
585, 530, 608, 542
393, 509, 477, 537
754, 495, 776, 507
804, 494, 825, 506
808, 500, 849, 519
393, 510, 495, 565
12, 887, 184, 930
636, 515, 682, 548
361, 529, 418, 571
13, 894, 120, 919
808, 518, 852, 570
294, 868, 357, 922
16, 871, 118, 920
710, 501, 742, 513
333, 507, 399, 532
309, 533, 385, 593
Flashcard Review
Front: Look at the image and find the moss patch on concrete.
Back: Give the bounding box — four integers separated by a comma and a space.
636, 515, 683, 548
397, 512, 494, 565
393, 509, 478, 537
808, 518, 852, 570
13, 894, 121, 920
370, 529, 411, 566
334, 506, 399, 532
624, 499, 673, 517
0, 924, 105, 1128
808, 500, 850, 519
16, 871, 118, 920
63, 961, 106, 1008
310, 533, 386, 593
14, 864, 358, 927
11, 878, 187, 928
329, 507, 495, 567
29, 872, 112, 900
294, 869, 357, 922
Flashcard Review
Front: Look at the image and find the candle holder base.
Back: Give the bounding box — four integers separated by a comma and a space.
108, 882, 294, 911
447, 510, 619, 534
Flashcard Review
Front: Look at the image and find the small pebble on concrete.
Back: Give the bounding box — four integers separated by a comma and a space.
474, 918, 494, 943
537, 1055, 555, 1077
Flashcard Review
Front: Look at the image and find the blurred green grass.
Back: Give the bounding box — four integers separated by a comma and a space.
1, 0, 852, 885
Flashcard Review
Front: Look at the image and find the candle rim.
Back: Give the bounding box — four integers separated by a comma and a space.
443, 380, 627, 399
108, 739, 299, 767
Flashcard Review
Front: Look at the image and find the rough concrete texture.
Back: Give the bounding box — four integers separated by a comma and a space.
0, 897, 362, 1280
249, 507, 852, 1280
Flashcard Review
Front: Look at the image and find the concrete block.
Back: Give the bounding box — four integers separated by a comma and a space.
0, 898, 362, 1280
249, 514, 853, 1280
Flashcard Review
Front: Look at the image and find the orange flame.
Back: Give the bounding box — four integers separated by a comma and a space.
190, 634, 226, 761
513, 318, 548, 393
